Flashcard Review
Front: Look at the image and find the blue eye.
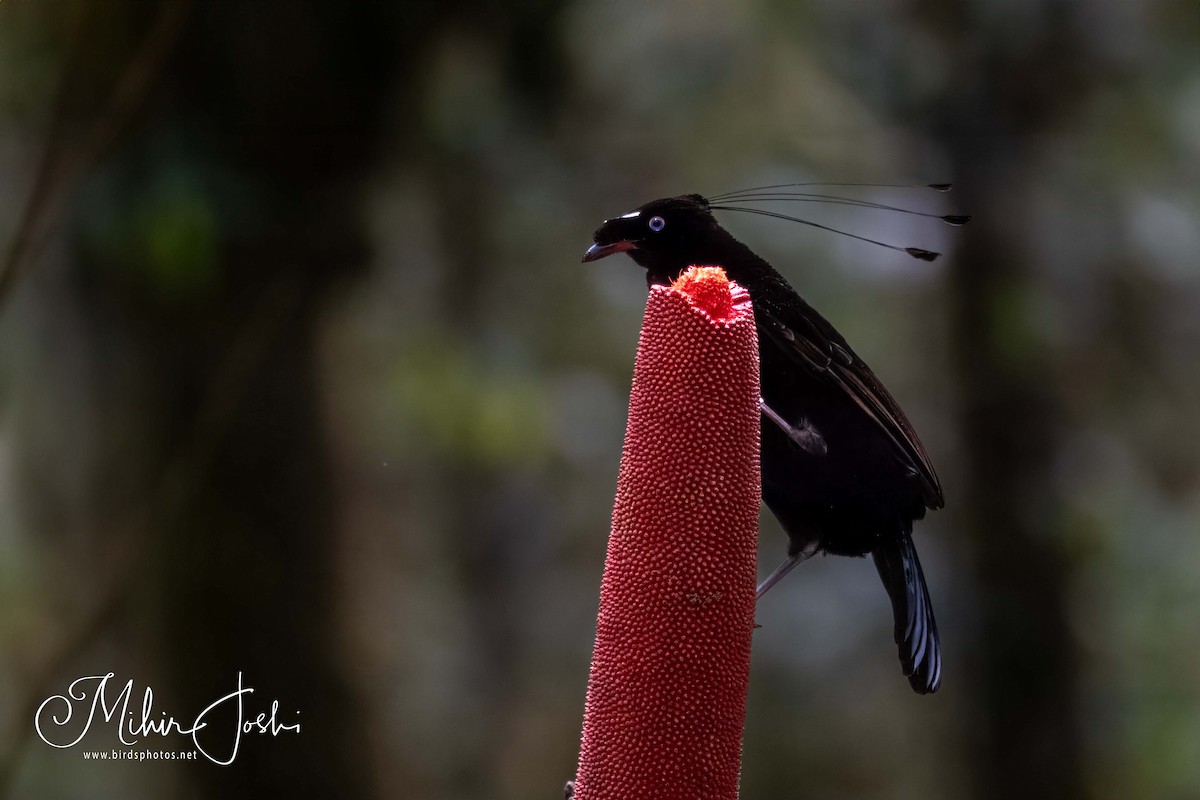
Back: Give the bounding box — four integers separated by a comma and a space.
648, 216, 666, 231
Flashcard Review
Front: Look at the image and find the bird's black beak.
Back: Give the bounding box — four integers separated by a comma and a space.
582, 240, 636, 263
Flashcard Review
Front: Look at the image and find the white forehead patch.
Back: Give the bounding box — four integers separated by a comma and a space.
619, 211, 640, 219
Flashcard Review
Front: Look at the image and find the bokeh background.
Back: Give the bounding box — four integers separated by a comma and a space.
0, 1, 1196, 798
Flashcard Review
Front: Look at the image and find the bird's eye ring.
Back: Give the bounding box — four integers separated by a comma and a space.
648, 216, 665, 232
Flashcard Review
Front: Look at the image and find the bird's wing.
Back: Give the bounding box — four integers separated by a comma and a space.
757, 298, 944, 509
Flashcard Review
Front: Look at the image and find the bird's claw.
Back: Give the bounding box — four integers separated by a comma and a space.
759, 398, 827, 455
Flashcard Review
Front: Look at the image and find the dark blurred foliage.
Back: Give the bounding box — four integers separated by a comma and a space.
0, 1, 1196, 799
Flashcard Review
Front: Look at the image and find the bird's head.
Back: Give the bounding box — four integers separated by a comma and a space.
582, 185, 966, 281
582, 194, 723, 283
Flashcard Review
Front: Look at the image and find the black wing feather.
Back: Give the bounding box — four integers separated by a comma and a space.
757, 299, 944, 509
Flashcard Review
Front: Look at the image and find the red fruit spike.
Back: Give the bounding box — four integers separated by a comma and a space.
573, 266, 761, 800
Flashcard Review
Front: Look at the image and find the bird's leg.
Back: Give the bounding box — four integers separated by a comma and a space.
759, 398, 827, 455
756, 540, 820, 599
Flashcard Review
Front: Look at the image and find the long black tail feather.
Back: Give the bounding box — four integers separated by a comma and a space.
872, 527, 942, 694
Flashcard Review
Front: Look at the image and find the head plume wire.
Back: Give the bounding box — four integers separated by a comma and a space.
713, 193, 970, 226
708, 182, 954, 201
707, 204, 943, 261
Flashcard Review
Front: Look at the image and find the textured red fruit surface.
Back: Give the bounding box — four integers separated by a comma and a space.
574, 266, 761, 800
670, 264, 737, 322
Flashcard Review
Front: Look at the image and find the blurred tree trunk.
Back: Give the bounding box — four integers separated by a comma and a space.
47, 2, 410, 796
23, 1, 577, 796
924, 2, 1093, 799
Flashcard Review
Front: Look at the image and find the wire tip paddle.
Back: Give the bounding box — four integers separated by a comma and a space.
905, 247, 941, 261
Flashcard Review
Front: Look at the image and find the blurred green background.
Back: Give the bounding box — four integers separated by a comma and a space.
0, 1, 1196, 798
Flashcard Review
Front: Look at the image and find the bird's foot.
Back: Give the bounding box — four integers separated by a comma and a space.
759, 399, 827, 455
756, 542, 820, 599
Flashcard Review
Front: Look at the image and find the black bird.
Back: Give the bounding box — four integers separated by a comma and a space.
583, 188, 964, 694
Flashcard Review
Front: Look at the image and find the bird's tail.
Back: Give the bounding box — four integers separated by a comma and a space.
872, 527, 942, 694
